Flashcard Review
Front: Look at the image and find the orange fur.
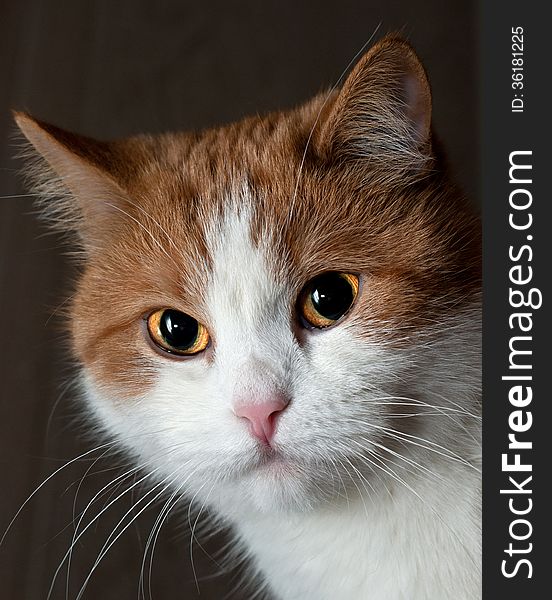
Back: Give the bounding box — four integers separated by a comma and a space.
14, 36, 480, 396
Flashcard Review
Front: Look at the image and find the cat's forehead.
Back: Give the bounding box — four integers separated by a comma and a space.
109, 123, 433, 315
125, 113, 401, 279
204, 201, 289, 336
84, 96, 476, 326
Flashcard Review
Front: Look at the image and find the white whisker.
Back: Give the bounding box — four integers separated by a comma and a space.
1, 442, 116, 549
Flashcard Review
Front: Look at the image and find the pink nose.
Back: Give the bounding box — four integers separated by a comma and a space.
234, 395, 289, 444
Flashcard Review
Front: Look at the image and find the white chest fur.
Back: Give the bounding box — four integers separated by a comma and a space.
226, 462, 481, 600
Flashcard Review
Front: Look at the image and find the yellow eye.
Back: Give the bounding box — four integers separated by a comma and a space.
147, 309, 210, 356
299, 272, 359, 328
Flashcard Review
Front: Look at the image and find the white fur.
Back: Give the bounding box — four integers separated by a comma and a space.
83, 194, 481, 600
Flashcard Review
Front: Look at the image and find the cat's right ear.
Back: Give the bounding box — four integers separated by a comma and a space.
13, 112, 129, 253
316, 36, 433, 178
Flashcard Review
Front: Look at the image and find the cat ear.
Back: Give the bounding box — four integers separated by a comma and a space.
13, 112, 129, 253
318, 36, 432, 175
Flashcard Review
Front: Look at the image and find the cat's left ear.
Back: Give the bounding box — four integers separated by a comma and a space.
13, 112, 130, 253
317, 36, 432, 174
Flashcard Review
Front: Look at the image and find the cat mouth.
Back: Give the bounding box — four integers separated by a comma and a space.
252, 445, 307, 478
245, 444, 290, 472
257, 443, 281, 463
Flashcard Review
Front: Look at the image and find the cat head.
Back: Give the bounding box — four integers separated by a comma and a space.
15, 36, 480, 513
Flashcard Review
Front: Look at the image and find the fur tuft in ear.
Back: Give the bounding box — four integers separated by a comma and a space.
13, 112, 130, 253
318, 36, 433, 176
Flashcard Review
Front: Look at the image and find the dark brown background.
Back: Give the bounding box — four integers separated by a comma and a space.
0, 1, 477, 598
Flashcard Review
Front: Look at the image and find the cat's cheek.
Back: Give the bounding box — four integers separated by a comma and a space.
78, 370, 150, 452
131, 364, 253, 468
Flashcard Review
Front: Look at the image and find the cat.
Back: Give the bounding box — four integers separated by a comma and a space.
15, 35, 481, 600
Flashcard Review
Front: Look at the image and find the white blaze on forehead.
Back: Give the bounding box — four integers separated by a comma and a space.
203, 195, 295, 400
206, 205, 273, 325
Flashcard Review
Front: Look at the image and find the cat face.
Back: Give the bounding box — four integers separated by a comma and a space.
15, 37, 480, 513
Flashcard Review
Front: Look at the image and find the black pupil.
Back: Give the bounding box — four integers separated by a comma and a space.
310, 273, 355, 321
159, 310, 199, 350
